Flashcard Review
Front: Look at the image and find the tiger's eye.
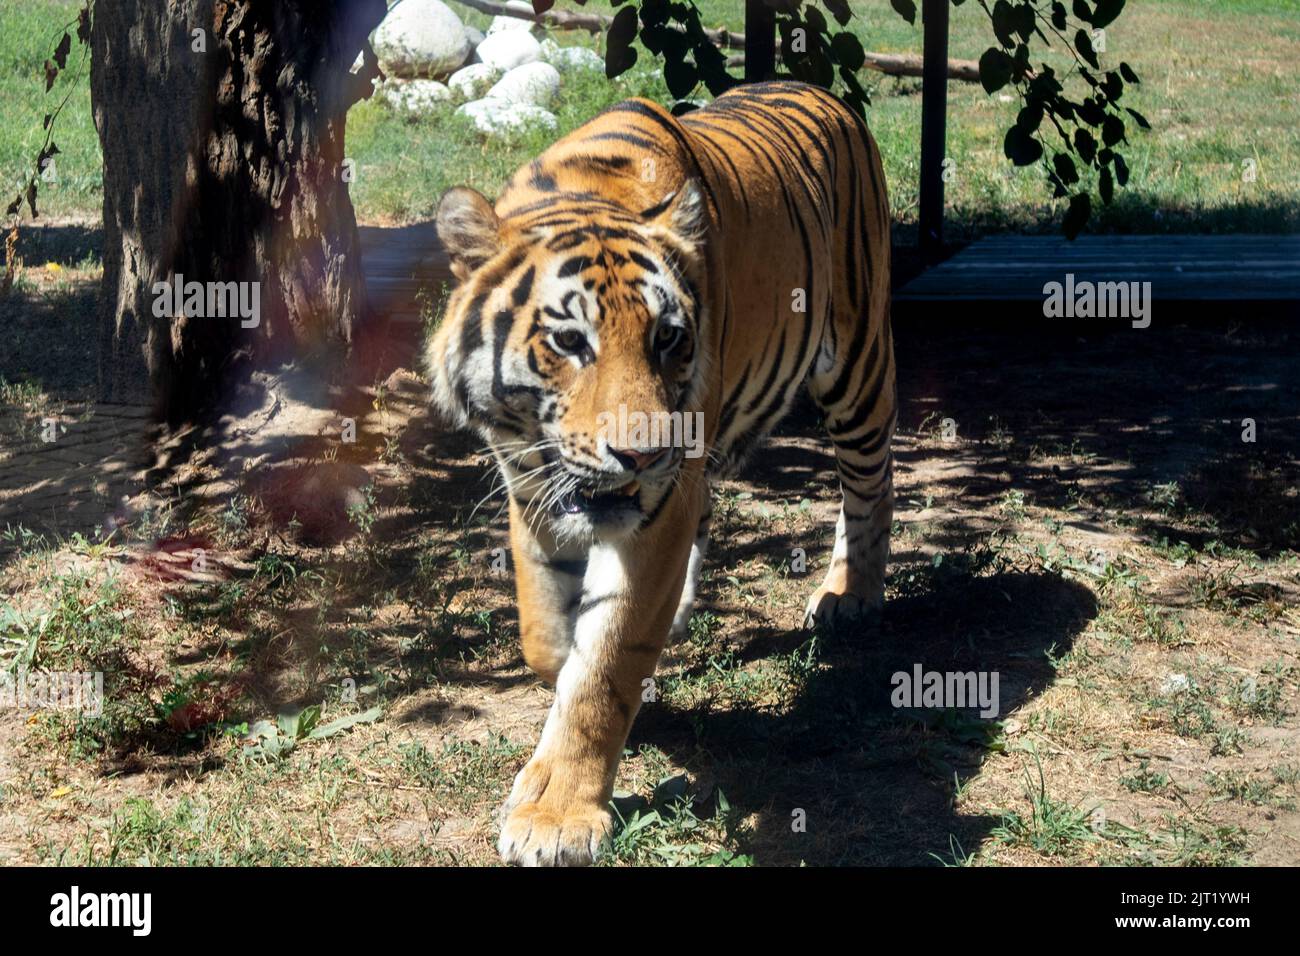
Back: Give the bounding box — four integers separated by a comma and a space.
551, 329, 587, 355
655, 325, 683, 353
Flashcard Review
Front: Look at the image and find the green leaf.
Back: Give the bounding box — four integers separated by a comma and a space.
1063, 192, 1091, 239
1015, 104, 1043, 134
1077, 97, 1105, 125
1125, 107, 1151, 130
1053, 152, 1080, 185
992, 0, 1017, 46
979, 47, 1014, 93
605, 7, 639, 80
1012, 41, 1031, 78
641, 0, 668, 27
664, 57, 698, 98
1100, 71, 1123, 101
1012, 2, 1036, 41
1074, 28, 1099, 68
1004, 125, 1043, 166
652, 773, 689, 806
53, 32, 71, 70
623, 810, 662, 835
1091, 0, 1126, 29
305, 706, 383, 741
890, 0, 917, 25
1102, 113, 1126, 145
298, 705, 322, 737
839, 65, 870, 115
247, 719, 278, 741
1099, 166, 1114, 204
824, 0, 853, 26
1074, 127, 1097, 164
1114, 152, 1130, 186
831, 31, 866, 72
277, 706, 320, 739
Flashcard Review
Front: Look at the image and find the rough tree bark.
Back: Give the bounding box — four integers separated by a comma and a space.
91, 0, 387, 425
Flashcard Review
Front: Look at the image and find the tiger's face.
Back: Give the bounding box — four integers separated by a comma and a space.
427, 183, 710, 543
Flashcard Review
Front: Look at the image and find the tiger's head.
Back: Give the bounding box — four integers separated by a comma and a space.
426, 180, 711, 543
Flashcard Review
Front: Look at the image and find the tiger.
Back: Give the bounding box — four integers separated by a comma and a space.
426, 80, 896, 866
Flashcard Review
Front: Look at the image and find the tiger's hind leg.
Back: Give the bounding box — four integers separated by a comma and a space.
803, 314, 897, 630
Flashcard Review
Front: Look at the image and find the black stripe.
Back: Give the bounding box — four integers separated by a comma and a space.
627, 249, 660, 274
511, 265, 535, 307
578, 592, 621, 617
582, 130, 664, 152
603, 101, 720, 214
640, 193, 675, 219
560, 154, 634, 173
548, 558, 587, 577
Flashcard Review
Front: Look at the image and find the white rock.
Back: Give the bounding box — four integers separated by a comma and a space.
475, 31, 542, 72
487, 15, 533, 35
486, 62, 560, 108
487, 2, 541, 35
1159, 673, 1190, 696
380, 78, 453, 112
457, 97, 557, 137
541, 39, 604, 73
447, 63, 501, 102
372, 0, 470, 79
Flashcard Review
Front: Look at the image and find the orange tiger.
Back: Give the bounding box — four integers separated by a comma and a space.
427, 80, 895, 865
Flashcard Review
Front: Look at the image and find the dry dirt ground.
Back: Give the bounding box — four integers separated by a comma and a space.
1, 301, 1297, 866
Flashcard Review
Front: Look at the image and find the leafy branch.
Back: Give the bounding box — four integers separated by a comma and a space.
585, 0, 1148, 236
974, 0, 1148, 236
5, 2, 92, 222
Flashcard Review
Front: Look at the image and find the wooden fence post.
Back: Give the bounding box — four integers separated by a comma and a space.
744, 0, 776, 82
919, 0, 950, 265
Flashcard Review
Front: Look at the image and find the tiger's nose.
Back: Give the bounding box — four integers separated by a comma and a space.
608, 447, 669, 473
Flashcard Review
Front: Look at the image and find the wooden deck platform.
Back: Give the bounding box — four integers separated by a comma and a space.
359, 222, 452, 326
359, 226, 1299, 324
896, 234, 1300, 304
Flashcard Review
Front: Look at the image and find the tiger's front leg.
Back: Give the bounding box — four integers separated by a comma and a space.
509, 497, 587, 686
498, 491, 698, 866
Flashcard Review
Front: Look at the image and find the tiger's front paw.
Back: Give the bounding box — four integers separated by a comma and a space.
803, 587, 881, 632
497, 758, 612, 867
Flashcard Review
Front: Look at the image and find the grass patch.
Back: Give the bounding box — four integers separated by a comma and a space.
2, 1, 1296, 233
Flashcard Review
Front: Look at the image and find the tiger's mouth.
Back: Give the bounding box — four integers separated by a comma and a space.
552, 479, 641, 516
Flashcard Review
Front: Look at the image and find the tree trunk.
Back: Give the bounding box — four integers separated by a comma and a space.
91, 0, 386, 425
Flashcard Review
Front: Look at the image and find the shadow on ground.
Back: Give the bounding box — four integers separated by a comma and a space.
4, 219, 1297, 863
636, 569, 1097, 865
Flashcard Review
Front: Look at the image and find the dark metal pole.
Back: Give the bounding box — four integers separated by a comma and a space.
744, 0, 776, 83
919, 0, 950, 265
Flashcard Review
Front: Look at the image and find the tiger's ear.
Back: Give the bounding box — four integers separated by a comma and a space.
646, 179, 709, 253
436, 187, 501, 282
